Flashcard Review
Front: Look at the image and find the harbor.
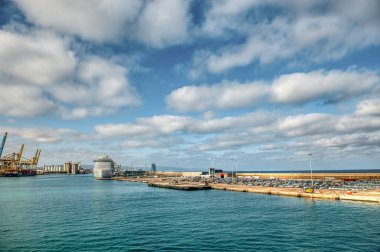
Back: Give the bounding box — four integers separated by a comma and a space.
1, 131, 379, 204
112, 171, 380, 203
2, 174, 379, 251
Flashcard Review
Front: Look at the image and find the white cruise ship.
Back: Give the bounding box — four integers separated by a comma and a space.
93, 155, 113, 179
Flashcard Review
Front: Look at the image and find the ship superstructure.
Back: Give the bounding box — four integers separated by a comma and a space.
93, 155, 114, 179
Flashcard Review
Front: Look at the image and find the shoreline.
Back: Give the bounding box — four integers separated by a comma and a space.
113, 176, 380, 204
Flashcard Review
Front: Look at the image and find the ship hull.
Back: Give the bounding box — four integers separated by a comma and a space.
93, 168, 112, 180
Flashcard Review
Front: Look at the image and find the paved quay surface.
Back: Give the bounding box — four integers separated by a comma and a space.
210, 183, 380, 203
113, 177, 380, 203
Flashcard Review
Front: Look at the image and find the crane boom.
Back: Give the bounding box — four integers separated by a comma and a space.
0, 132, 7, 158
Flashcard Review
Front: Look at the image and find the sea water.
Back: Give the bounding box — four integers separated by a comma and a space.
0, 175, 379, 251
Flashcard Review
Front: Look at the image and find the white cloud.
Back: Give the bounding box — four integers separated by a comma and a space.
0, 29, 75, 85
95, 115, 192, 137
279, 113, 380, 137
166, 81, 269, 112
0, 27, 142, 119
168, 69, 380, 112
95, 112, 275, 138
0, 126, 74, 143
0, 82, 56, 117
14, 0, 142, 42
51, 56, 142, 118
355, 98, 380, 117
191, 112, 275, 134
271, 69, 380, 104
14, 0, 190, 47
121, 136, 181, 149
196, 0, 380, 73
135, 0, 189, 48
278, 113, 334, 137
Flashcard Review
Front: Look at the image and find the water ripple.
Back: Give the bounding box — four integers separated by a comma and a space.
0, 175, 379, 251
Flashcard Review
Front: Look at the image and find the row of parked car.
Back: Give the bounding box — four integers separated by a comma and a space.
205, 177, 380, 190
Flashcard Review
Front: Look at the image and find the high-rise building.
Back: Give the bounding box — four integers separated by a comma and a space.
151, 163, 156, 172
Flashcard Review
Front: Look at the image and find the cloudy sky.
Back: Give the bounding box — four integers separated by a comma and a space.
0, 0, 380, 171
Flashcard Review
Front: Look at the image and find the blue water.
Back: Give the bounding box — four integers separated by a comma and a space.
0, 175, 379, 251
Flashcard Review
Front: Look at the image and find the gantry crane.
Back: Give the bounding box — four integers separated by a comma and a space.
0, 132, 7, 158
0, 144, 24, 176
0, 132, 41, 176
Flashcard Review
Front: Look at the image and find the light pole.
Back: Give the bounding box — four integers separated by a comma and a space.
231, 159, 237, 179
235, 159, 238, 180
289, 157, 293, 179
308, 154, 313, 188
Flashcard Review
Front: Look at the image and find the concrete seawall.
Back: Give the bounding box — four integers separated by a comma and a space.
211, 184, 380, 203
148, 181, 211, 190
114, 177, 380, 204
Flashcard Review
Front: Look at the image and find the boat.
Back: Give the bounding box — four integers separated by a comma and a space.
93, 155, 113, 179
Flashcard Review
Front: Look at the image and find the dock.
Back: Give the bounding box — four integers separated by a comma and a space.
210, 184, 380, 203
148, 181, 211, 190
112, 177, 380, 203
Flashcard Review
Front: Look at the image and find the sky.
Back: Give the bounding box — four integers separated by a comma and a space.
0, 0, 380, 171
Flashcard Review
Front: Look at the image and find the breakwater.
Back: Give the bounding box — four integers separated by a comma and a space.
148, 181, 211, 190
210, 184, 380, 203
116, 177, 380, 204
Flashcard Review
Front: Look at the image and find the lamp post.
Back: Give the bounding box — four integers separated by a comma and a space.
234, 159, 237, 179
289, 157, 293, 179
230, 159, 237, 179
308, 154, 313, 188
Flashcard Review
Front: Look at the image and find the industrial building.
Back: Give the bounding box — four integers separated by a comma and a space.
65, 161, 81, 174
43, 165, 65, 173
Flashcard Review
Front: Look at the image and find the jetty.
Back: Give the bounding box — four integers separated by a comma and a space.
210, 184, 380, 203
148, 181, 211, 190
112, 176, 380, 203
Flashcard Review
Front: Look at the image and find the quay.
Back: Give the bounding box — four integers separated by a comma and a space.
148, 181, 211, 190
210, 184, 380, 203
113, 177, 380, 203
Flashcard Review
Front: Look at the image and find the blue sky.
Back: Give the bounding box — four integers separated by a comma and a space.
0, 0, 380, 171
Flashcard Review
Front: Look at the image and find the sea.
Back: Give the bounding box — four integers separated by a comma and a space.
0, 175, 379, 251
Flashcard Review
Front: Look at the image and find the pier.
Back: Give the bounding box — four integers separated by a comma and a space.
148, 181, 211, 190
114, 176, 380, 203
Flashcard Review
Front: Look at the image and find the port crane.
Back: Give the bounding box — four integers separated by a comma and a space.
0, 144, 24, 176
0, 133, 41, 176
0, 132, 7, 158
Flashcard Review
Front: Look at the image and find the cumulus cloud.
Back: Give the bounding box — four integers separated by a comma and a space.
0, 29, 75, 85
355, 98, 380, 116
95, 112, 276, 138
167, 69, 380, 112
135, 0, 190, 48
0, 82, 56, 117
50, 56, 142, 119
196, 0, 380, 73
194, 112, 380, 154
121, 136, 182, 149
279, 113, 380, 137
95, 115, 192, 137
14, 0, 190, 47
14, 0, 142, 42
271, 70, 380, 104
0, 26, 142, 119
166, 81, 269, 112
0, 126, 75, 143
